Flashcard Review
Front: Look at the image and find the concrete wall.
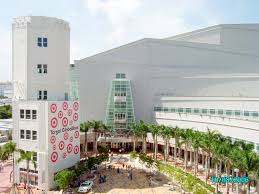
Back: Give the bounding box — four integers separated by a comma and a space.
76, 37, 259, 124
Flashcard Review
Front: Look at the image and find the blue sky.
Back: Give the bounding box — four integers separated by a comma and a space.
0, 0, 259, 81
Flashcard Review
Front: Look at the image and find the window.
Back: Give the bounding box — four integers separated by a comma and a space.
20, 130, 25, 139
37, 37, 48, 47
38, 91, 42, 100
218, 109, 223, 115
115, 113, 126, 120
178, 108, 184, 113
164, 107, 168, 112
64, 93, 68, 101
235, 110, 241, 116
244, 111, 250, 117
170, 108, 176, 113
20, 109, 24, 119
202, 109, 207, 114
43, 64, 47, 73
209, 109, 216, 115
43, 91, 47, 100
186, 108, 191, 113
116, 73, 126, 79
194, 108, 199, 114
226, 110, 232, 116
252, 112, 258, 117
43, 38, 48, 47
256, 144, 259, 151
33, 152, 37, 161
37, 64, 42, 73
26, 110, 31, 119
26, 130, 31, 139
37, 37, 42, 47
32, 110, 37, 120
32, 131, 37, 140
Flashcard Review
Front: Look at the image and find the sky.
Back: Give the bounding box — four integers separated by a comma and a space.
0, 0, 259, 81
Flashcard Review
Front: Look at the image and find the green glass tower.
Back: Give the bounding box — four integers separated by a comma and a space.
105, 73, 135, 133
69, 64, 79, 100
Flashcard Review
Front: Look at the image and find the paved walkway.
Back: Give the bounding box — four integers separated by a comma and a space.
0, 160, 12, 194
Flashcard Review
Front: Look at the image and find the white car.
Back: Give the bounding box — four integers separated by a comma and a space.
78, 181, 93, 193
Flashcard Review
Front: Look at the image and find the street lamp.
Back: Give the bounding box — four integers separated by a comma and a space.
234, 168, 239, 194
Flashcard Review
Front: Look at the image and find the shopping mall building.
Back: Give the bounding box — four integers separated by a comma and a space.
12, 15, 259, 191
75, 24, 259, 153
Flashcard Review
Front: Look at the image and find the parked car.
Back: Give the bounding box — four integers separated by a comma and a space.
78, 181, 93, 193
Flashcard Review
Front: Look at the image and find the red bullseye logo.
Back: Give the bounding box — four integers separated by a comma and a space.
51, 118, 58, 128
50, 104, 57, 113
67, 109, 72, 116
70, 136, 73, 142
51, 152, 58, 162
59, 141, 65, 150
69, 120, 73, 125
58, 111, 63, 118
50, 136, 56, 144
53, 145, 56, 150
63, 152, 67, 159
64, 132, 69, 140
73, 102, 79, 111
62, 117, 68, 127
74, 131, 79, 138
74, 145, 79, 154
73, 113, 78, 121
67, 144, 73, 153
63, 102, 68, 110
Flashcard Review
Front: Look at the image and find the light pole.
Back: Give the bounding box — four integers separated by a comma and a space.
234, 168, 239, 194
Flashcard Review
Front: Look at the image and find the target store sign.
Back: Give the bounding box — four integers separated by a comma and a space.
48, 101, 80, 172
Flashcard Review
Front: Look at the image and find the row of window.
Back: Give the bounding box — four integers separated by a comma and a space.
37, 37, 48, 47
115, 92, 126, 97
20, 109, 37, 120
20, 130, 37, 140
154, 107, 259, 118
115, 73, 126, 79
115, 113, 126, 120
37, 64, 47, 74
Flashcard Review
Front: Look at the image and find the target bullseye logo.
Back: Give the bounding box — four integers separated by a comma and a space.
62, 117, 68, 127
70, 136, 73, 142
63, 102, 68, 110
74, 131, 79, 138
73, 102, 79, 111
50, 104, 57, 113
63, 152, 67, 159
73, 113, 78, 121
64, 132, 69, 140
51, 118, 58, 128
67, 109, 72, 116
69, 120, 73, 126
50, 136, 56, 144
58, 111, 63, 118
74, 145, 79, 154
67, 144, 73, 153
59, 141, 65, 150
51, 152, 58, 162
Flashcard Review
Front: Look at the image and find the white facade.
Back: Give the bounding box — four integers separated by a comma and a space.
12, 16, 79, 190
76, 24, 259, 150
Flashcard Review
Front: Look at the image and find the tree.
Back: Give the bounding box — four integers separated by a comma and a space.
128, 123, 141, 151
159, 125, 173, 161
0, 105, 12, 119
54, 170, 76, 192
80, 121, 91, 157
190, 131, 203, 175
173, 126, 181, 167
3, 142, 18, 194
138, 120, 149, 153
90, 120, 103, 155
148, 124, 159, 160
17, 150, 37, 194
179, 128, 193, 172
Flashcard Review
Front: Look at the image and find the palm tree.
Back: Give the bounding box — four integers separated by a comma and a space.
138, 120, 149, 153
148, 124, 159, 160
90, 120, 103, 155
128, 123, 141, 151
17, 150, 37, 194
179, 128, 190, 171
3, 142, 18, 194
173, 126, 181, 167
101, 123, 112, 146
159, 125, 173, 161
80, 121, 91, 157
190, 131, 203, 175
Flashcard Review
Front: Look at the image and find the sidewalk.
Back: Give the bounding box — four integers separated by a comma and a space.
0, 161, 12, 193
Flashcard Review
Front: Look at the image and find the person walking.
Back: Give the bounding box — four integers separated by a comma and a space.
127, 171, 130, 179
122, 163, 125, 168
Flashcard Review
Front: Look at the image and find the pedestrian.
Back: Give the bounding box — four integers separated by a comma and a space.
104, 175, 106, 182
127, 171, 130, 179
130, 172, 132, 180
117, 167, 120, 173
119, 149, 121, 154
149, 178, 152, 186
122, 163, 125, 168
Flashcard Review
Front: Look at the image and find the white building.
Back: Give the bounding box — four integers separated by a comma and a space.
75, 24, 259, 152
12, 16, 80, 190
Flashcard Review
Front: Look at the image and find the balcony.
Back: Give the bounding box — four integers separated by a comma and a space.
114, 118, 126, 123
114, 96, 126, 102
